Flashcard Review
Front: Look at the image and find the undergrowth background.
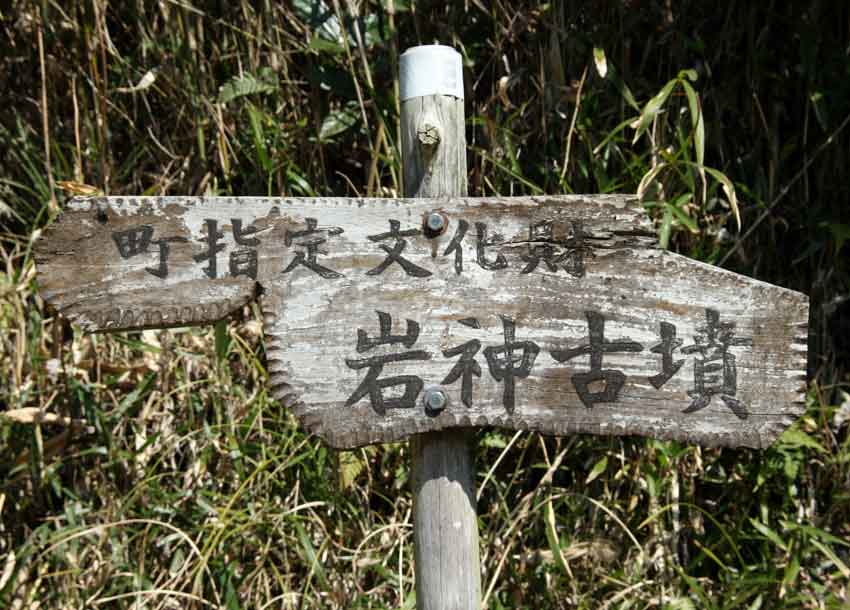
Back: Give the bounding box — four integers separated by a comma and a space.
1, 1, 849, 608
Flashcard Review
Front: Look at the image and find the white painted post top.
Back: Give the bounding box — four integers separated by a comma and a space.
399, 45, 464, 101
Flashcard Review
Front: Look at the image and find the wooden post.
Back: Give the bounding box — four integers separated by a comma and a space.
400, 45, 481, 610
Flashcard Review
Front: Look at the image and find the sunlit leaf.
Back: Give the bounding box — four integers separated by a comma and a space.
585, 455, 608, 484
680, 80, 705, 166
338, 450, 365, 490
319, 106, 359, 142
593, 46, 608, 78
637, 161, 668, 200
811, 539, 850, 579
218, 70, 279, 104
632, 78, 677, 144
778, 426, 826, 453
679, 68, 698, 82
545, 499, 570, 576
702, 166, 740, 230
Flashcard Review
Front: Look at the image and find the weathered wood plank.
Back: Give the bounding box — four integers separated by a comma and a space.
265, 240, 807, 449
34, 194, 808, 449
34, 194, 653, 331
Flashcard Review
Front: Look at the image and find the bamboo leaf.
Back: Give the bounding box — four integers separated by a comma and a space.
680, 80, 705, 167
632, 78, 677, 144
701, 166, 740, 230
679, 68, 699, 82
545, 499, 570, 576
637, 162, 668, 200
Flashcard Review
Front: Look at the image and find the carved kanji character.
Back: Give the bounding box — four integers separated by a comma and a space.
112, 225, 154, 259
681, 308, 752, 419
520, 220, 590, 277
483, 316, 540, 413
146, 236, 188, 279
282, 217, 344, 279
230, 249, 258, 279
443, 219, 469, 275
441, 318, 483, 407
475, 222, 508, 271
551, 311, 642, 408
193, 219, 225, 279
232, 219, 260, 247
648, 321, 685, 389
345, 311, 431, 414
366, 220, 431, 277
111, 225, 186, 279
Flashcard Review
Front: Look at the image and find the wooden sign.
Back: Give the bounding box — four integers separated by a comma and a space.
35, 195, 808, 449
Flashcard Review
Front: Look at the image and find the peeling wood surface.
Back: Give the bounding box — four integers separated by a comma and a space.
35, 195, 809, 449
34, 195, 652, 331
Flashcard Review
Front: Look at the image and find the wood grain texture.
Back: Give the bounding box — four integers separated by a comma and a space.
34, 194, 809, 449
401, 78, 480, 610
411, 430, 480, 610
34, 194, 652, 331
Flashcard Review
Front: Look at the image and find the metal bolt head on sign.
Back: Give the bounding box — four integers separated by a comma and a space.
34, 194, 809, 449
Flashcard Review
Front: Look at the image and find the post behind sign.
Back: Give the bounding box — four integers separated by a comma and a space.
400, 45, 481, 610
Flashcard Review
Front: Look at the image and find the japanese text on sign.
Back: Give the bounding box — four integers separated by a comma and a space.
344, 308, 752, 418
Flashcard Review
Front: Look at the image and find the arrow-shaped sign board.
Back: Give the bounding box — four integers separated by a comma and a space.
35, 195, 808, 449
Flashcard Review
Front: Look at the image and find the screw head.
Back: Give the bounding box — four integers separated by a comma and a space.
423, 388, 448, 413
426, 212, 445, 233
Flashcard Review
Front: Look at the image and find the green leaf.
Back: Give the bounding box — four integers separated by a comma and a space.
218, 70, 278, 104
294, 521, 329, 589
781, 554, 800, 591
593, 47, 608, 78
308, 32, 344, 55
286, 167, 316, 196
825, 222, 850, 253
632, 78, 678, 144
701, 166, 740, 230
778, 427, 826, 453
247, 104, 272, 172
746, 594, 764, 610
338, 450, 366, 490
679, 68, 698, 82
781, 522, 850, 547
749, 518, 788, 551
659, 205, 673, 249
319, 106, 359, 142
810, 538, 850, 578
215, 320, 230, 363
545, 499, 570, 576
669, 195, 699, 233
637, 161, 668, 200
680, 80, 705, 167
585, 455, 608, 484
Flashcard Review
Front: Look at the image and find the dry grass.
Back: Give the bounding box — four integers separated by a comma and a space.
1, 1, 849, 608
